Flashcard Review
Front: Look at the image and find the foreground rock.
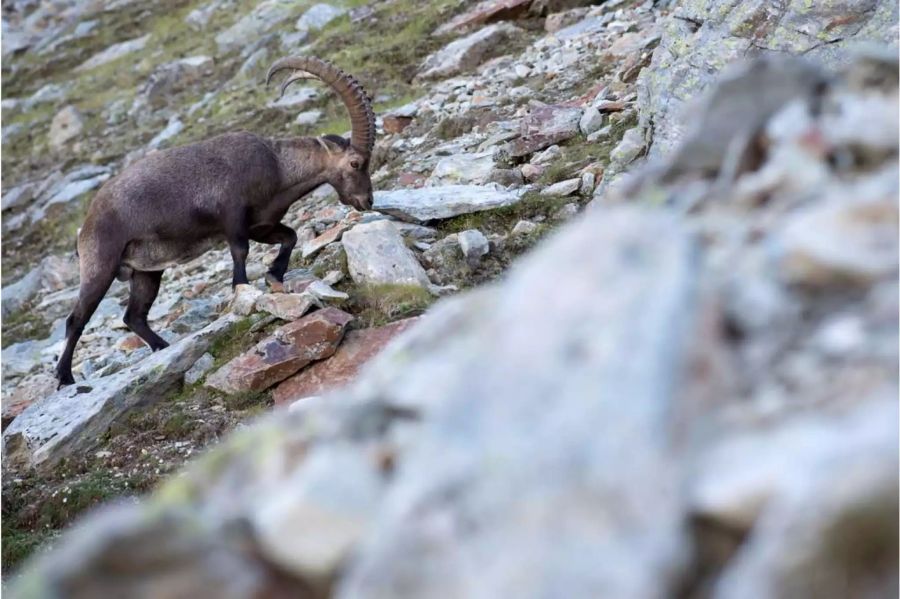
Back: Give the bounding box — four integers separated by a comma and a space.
2, 315, 240, 471
12, 205, 704, 596
342, 221, 431, 288
205, 308, 353, 395
373, 184, 526, 222
273, 317, 420, 405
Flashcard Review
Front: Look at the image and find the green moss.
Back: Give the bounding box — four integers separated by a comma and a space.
2, 309, 51, 348
222, 389, 271, 411
208, 316, 256, 366
1, 527, 55, 573
161, 411, 194, 437
439, 191, 572, 235
434, 113, 479, 140
348, 283, 434, 328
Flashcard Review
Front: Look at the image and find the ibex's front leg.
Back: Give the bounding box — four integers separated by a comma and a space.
249, 222, 298, 291
228, 235, 250, 288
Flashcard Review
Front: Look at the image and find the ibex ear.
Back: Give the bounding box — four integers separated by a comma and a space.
316, 135, 349, 156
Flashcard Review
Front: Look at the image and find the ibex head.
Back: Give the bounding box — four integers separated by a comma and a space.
267, 57, 376, 211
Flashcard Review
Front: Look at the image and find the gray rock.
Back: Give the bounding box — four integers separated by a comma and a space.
255, 293, 315, 320
231, 284, 263, 315
342, 221, 431, 288
340, 206, 699, 597
418, 23, 522, 80
76, 34, 150, 72
579, 171, 596, 195
373, 184, 526, 223
305, 280, 349, 304
609, 126, 645, 167
148, 116, 184, 149
1, 265, 43, 318
41, 171, 110, 211
295, 3, 346, 32
252, 443, 382, 582
579, 106, 604, 136
215, 0, 295, 52
295, 109, 322, 125
776, 188, 898, 289
457, 229, 490, 267
504, 104, 583, 157
428, 151, 495, 185
3, 315, 240, 470
1, 339, 46, 379
705, 399, 898, 599
510, 219, 538, 236
541, 177, 581, 197
267, 85, 319, 109
487, 167, 525, 187
1, 181, 37, 212
48, 105, 84, 150
143, 55, 214, 107
184, 352, 215, 385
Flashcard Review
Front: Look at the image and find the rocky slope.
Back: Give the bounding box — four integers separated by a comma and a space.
2, 0, 898, 595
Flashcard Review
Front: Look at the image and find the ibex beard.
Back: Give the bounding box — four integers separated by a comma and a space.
55, 56, 377, 388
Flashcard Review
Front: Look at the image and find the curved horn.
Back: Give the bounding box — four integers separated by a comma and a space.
266, 56, 376, 156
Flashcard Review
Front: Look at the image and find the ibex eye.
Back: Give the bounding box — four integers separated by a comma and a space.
350, 161, 360, 169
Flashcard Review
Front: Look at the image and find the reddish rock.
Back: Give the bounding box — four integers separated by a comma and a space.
2, 374, 56, 430
383, 115, 413, 134
205, 308, 354, 394
116, 335, 147, 352
505, 104, 582, 158
594, 100, 628, 113
396, 172, 427, 188
274, 317, 420, 405
434, 0, 531, 36
302, 222, 351, 258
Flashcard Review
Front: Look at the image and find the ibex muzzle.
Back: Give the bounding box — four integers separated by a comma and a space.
55, 57, 376, 387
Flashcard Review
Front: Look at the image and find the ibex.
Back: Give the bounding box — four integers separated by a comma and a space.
55, 57, 376, 387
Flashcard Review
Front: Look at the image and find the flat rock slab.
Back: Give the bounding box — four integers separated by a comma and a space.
373, 184, 526, 223
504, 104, 583, 158
418, 23, 521, 80
342, 221, 432, 288
206, 308, 354, 395
433, 0, 530, 36
256, 293, 315, 321
273, 317, 421, 405
2, 315, 240, 471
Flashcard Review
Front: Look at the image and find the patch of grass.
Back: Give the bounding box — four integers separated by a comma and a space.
221, 389, 271, 411
207, 316, 256, 366
439, 191, 572, 235
434, 113, 479, 140
2, 527, 55, 572
309, 0, 464, 99
2, 309, 51, 348
347, 283, 434, 328
536, 140, 599, 185
161, 410, 194, 437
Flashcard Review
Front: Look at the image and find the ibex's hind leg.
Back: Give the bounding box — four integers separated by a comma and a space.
123, 270, 169, 351
56, 257, 119, 387
250, 223, 298, 290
